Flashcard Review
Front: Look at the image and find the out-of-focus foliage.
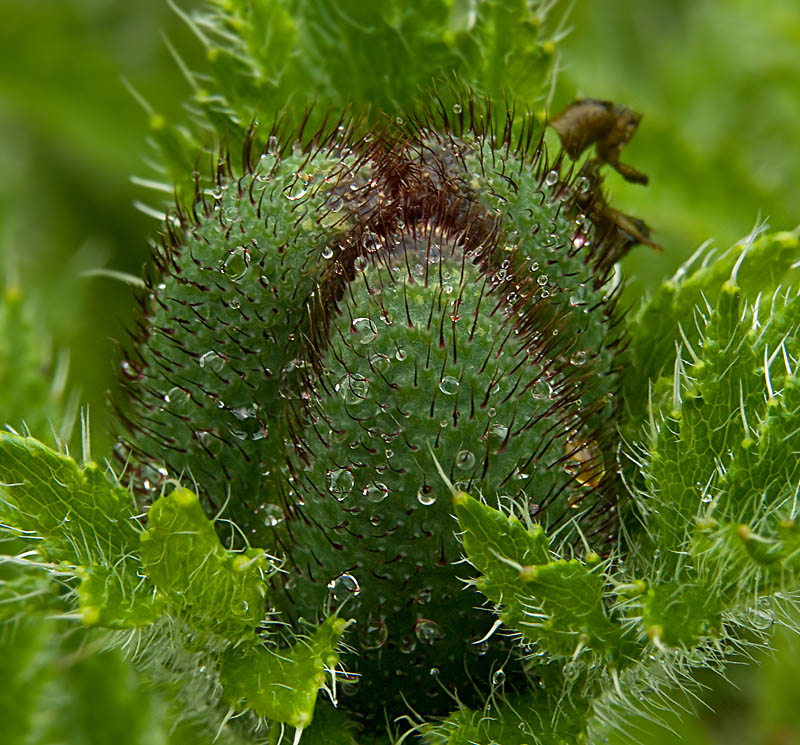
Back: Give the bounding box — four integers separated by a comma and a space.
557, 0, 800, 295
0, 0, 204, 452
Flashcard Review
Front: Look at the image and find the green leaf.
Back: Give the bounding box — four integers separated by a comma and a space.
0, 432, 162, 627
623, 230, 800, 430
219, 615, 351, 730
453, 492, 619, 660
140, 486, 274, 636
0, 432, 139, 564
153, 0, 562, 197
422, 675, 593, 745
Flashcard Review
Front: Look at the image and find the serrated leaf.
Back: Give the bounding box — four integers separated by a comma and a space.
624, 230, 800, 429
0, 432, 161, 627
0, 433, 139, 564
219, 615, 350, 730
140, 487, 273, 635
645, 283, 763, 556
421, 675, 592, 745
453, 492, 619, 659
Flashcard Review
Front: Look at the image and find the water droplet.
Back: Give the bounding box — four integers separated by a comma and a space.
163, 387, 188, 406
452, 103, 463, 114
354, 256, 369, 273
363, 481, 389, 503
487, 424, 508, 452
399, 635, 417, 654
569, 285, 586, 306
745, 605, 774, 631
564, 439, 605, 488
231, 403, 259, 420
120, 360, 142, 380
337, 373, 370, 404
360, 618, 388, 649
417, 486, 437, 506
369, 353, 390, 373
439, 376, 460, 395
353, 317, 378, 344
576, 176, 591, 193
537, 274, 549, 286
284, 181, 308, 201
395, 349, 407, 361
430, 667, 440, 677
530, 379, 552, 402
455, 450, 475, 470
492, 669, 506, 686
570, 350, 587, 366
229, 297, 241, 310
545, 170, 559, 186
262, 504, 283, 527
199, 351, 225, 371
327, 573, 361, 602
327, 468, 354, 499
322, 245, 334, 259
572, 235, 586, 249
414, 618, 444, 644
363, 133, 375, 143
221, 247, 249, 280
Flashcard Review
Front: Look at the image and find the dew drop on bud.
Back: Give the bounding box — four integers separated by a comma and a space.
562, 659, 580, 683
353, 317, 378, 344
417, 485, 437, 506
221, 247, 249, 280
284, 182, 308, 201
545, 169, 559, 186
492, 669, 506, 686
452, 103, 462, 114
327, 468, 354, 500
261, 504, 283, 527
399, 635, 417, 654
198, 350, 225, 371
455, 450, 476, 470
360, 617, 388, 649
414, 618, 444, 645
438, 375, 460, 395
120, 360, 142, 380
327, 573, 361, 602
570, 285, 586, 306
363, 481, 389, 503
570, 350, 587, 366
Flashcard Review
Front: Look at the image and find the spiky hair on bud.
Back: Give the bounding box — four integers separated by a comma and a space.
115, 94, 653, 725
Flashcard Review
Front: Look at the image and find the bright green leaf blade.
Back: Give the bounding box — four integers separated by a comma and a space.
623, 230, 800, 430
454, 492, 620, 660
220, 615, 351, 730
0, 432, 139, 564
140, 486, 274, 635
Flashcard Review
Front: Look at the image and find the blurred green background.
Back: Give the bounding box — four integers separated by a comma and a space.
0, 0, 799, 743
